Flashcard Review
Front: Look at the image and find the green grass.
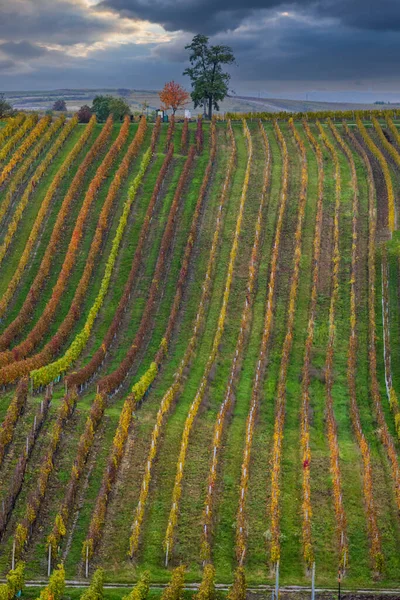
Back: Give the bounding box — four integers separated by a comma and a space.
0, 121, 399, 588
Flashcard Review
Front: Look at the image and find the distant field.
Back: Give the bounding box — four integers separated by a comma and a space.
0, 111, 399, 593
6, 88, 400, 115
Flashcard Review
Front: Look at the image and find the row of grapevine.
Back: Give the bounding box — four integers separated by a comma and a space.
344, 123, 400, 536
226, 108, 400, 123
298, 120, 325, 569
235, 120, 288, 564
0, 114, 26, 148
66, 126, 168, 390
12, 388, 78, 559
201, 120, 270, 563
0, 378, 29, 466
0, 116, 96, 319
316, 121, 347, 568
44, 137, 160, 556
373, 119, 400, 437
341, 126, 400, 509
44, 139, 194, 561
385, 116, 400, 147
181, 118, 189, 154
196, 119, 204, 154
128, 121, 235, 559
84, 121, 219, 563
0, 116, 77, 268
165, 116, 175, 152
0, 386, 52, 539
340, 123, 400, 504
268, 119, 308, 566
151, 116, 162, 151
0, 114, 38, 164
330, 122, 383, 572
356, 116, 396, 232
372, 117, 400, 170
0, 115, 110, 351
30, 117, 149, 387
0, 115, 58, 227
0, 115, 51, 187
381, 249, 400, 437
0, 116, 130, 383
163, 121, 253, 563
97, 145, 196, 395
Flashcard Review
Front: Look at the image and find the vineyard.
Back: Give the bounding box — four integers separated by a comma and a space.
0, 111, 399, 591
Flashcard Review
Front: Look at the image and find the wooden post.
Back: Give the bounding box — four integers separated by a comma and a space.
311, 562, 315, 600
48, 545, 51, 577
275, 560, 279, 600
85, 545, 89, 578
11, 540, 15, 570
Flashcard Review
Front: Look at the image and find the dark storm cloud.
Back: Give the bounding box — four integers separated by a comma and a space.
97, 0, 309, 34
0, 0, 399, 95
0, 0, 118, 46
315, 0, 400, 32
228, 21, 400, 82
99, 0, 400, 34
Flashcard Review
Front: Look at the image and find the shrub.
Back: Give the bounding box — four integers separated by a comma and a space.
38, 564, 65, 600
227, 566, 246, 600
123, 571, 150, 600
78, 105, 93, 123
161, 566, 185, 600
196, 564, 215, 600
81, 568, 104, 600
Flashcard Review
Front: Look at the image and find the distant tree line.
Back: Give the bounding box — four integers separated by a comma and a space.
77, 95, 132, 123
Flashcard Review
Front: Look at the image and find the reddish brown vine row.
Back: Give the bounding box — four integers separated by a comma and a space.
0, 115, 110, 352
128, 121, 233, 559
41, 136, 195, 563
65, 123, 165, 390
0, 116, 77, 268
342, 122, 400, 518
97, 145, 196, 395
13, 387, 78, 558
201, 120, 270, 563
269, 119, 308, 566
0, 117, 132, 383
298, 120, 325, 569
0, 386, 52, 539
29, 117, 149, 388
0, 378, 29, 466
235, 120, 288, 565
83, 122, 218, 564
326, 121, 383, 572
163, 121, 252, 563
314, 122, 348, 568
0, 116, 96, 319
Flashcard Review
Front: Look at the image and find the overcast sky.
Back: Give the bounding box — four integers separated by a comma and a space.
0, 0, 400, 101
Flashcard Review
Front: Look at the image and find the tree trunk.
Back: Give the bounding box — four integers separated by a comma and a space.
208, 97, 213, 120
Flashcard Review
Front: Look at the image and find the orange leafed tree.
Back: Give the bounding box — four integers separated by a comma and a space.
159, 81, 189, 115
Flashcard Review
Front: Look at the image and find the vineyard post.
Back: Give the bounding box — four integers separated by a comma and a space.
85, 545, 89, 578
311, 562, 315, 600
275, 560, 279, 600
47, 544, 51, 577
11, 539, 15, 570
165, 542, 169, 567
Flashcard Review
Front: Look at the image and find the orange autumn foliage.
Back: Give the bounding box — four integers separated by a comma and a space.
159, 81, 189, 115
